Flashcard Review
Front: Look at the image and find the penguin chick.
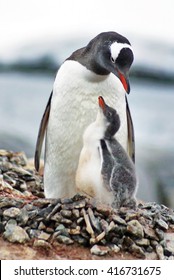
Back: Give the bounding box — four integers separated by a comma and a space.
76, 96, 137, 208
98, 96, 137, 208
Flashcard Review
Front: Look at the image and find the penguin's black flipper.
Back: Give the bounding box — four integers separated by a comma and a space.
34, 91, 53, 171
126, 96, 135, 163
100, 139, 114, 191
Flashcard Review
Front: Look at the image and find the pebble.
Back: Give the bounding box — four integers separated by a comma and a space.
155, 218, 169, 230
156, 244, 165, 260
109, 244, 120, 253
3, 207, 21, 219
72, 235, 88, 245
38, 221, 46, 230
129, 243, 146, 259
33, 239, 52, 249
155, 228, 164, 241
135, 238, 150, 246
90, 245, 109, 256
56, 235, 74, 245
72, 209, 80, 218
127, 220, 144, 238
164, 233, 174, 255
144, 226, 159, 240
38, 232, 51, 241
3, 224, 29, 243
60, 210, 72, 218
111, 214, 127, 225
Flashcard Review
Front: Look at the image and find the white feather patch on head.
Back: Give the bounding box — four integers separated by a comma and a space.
110, 42, 132, 62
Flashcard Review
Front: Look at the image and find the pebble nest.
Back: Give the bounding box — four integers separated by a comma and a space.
0, 149, 174, 259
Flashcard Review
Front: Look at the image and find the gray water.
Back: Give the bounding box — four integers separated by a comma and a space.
0, 72, 174, 206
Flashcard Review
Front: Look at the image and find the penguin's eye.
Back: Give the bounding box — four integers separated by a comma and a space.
110, 56, 115, 63
107, 111, 112, 118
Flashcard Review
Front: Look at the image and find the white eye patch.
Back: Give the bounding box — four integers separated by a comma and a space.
110, 42, 132, 62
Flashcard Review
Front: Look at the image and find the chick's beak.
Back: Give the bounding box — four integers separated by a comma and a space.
98, 96, 106, 111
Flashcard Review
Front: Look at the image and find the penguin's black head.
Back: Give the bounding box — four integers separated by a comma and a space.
85, 31, 134, 94
98, 96, 120, 138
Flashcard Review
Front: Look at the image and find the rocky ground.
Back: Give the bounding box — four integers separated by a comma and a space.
0, 149, 174, 260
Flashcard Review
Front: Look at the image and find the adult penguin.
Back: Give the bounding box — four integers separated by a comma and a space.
35, 31, 135, 198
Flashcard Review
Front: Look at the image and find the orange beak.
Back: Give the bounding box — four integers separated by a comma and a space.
98, 96, 105, 110
118, 71, 130, 94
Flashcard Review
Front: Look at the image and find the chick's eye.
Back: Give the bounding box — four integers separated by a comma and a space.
107, 111, 112, 118
110, 56, 115, 63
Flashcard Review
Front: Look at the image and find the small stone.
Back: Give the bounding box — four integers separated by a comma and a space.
167, 215, 174, 224
55, 224, 65, 231
61, 198, 73, 204
156, 244, 165, 260
155, 228, 164, 241
38, 222, 46, 230
19, 182, 27, 191
112, 214, 127, 225
27, 229, 41, 239
3, 224, 29, 243
51, 213, 62, 222
164, 233, 174, 255
0, 197, 24, 208
3, 207, 21, 219
61, 203, 74, 210
114, 224, 127, 235
72, 209, 80, 218
125, 212, 139, 221
72, 235, 88, 246
96, 205, 111, 216
111, 237, 122, 245
60, 218, 72, 225
17, 208, 29, 225
90, 245, 109, 256
129, 243, 146, 259
68, 226, 81, 235
144, 226, 159, 240
127, 220, 144, 238
60, 210, 72, 218
135, 238, 150, 246
123, 236, 134, 247
108, 221, 116, 232
45, 227, 54, 233
150, 240, 159, 250
73, 199, 86, 209
155, 219, 169, 230
57, 235, 74, 245
55, 225, 70, 237
38, 232, 51, 241
109, 244, 120, 253
146, 246, 154, 253
33, 239, 52, 249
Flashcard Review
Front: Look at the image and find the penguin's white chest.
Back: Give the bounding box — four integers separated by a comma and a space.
44, 60, 127, 198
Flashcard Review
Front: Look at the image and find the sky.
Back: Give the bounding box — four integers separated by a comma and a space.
0, 0, 174, 58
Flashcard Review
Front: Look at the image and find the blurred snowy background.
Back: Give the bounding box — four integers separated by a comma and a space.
0, 0, 174, 207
